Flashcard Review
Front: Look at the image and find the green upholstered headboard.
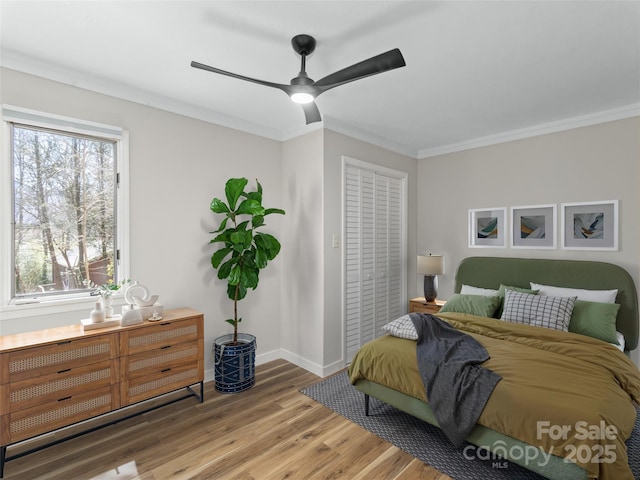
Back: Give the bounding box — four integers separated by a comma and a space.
454, 257, 639, 351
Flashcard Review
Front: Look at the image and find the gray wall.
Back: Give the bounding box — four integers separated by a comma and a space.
280, 129, 325, 372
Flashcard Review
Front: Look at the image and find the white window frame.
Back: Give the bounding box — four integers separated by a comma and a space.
0, 105, 130, 321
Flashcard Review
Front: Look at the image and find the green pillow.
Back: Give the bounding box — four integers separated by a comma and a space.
496, 285, 539, 318
569, 300, 620, 345
498, 284, 539, 297
439, 294, 501, 318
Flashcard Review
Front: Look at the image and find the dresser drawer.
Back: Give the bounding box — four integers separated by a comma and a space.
8, 359, 118, 413
409, 298, 446, 315
121, 363, 202, 406
120, 318, 200, 356
7, 335, 118, 383
6, 384, 119, 443
121, 342, 200, 380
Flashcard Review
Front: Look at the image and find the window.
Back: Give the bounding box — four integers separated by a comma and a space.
1, 106, 129, 312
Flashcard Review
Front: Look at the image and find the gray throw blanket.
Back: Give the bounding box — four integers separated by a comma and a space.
410, 313, 501, 447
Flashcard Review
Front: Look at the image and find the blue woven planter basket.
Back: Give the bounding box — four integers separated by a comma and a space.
214, 333, 256, 393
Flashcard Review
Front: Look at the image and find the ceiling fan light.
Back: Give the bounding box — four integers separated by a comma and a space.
290, 92, 314, 104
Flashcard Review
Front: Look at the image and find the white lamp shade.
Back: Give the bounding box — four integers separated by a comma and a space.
417, 255, 445, 275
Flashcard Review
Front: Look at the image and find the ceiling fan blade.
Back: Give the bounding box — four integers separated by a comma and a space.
301, 101, 322, 124
191, 61, 293, 95
311, 48, 405, 94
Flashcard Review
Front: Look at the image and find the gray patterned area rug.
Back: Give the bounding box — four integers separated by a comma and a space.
300, 370, 640, 480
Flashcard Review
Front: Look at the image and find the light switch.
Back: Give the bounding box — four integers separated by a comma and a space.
332, 234, 339, 248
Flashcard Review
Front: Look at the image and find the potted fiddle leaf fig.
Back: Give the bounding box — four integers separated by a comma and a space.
209, 177, 285, 393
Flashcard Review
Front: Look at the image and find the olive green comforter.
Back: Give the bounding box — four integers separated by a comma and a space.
348, 312, 640, 480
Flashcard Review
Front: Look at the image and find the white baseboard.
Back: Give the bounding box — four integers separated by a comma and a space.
204, 349, 346, 383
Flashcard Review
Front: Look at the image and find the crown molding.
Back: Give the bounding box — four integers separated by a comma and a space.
321, 115, 418, 158
0, 50, 284, 142
418, 104, 640, 159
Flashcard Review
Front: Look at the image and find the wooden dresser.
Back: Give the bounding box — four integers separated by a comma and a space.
0, 307, 203, 478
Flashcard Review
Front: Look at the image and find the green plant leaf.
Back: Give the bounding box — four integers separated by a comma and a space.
254, 247, 268, 269
255, 233, 281, 260
246, 190, 261, 203
252, 215, 265, 228
236, 284, 248, 301
236, 199, 264, 216
210, 232, 231, 246
225, 178, 248, 210
213, 217, 229, 233
236, 220, 249, 231
225, 318, 236, 327
264, 208, 286, 216
228, 283, 247, 301
230, 230, 252, 247
229, 264, 241, 285
211, 247, 232, 268
241, 265, 259, 289
218, 258, 236, 280
210, 197, 230, 214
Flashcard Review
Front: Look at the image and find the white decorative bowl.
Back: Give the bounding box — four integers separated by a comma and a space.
132, 294, 159, 307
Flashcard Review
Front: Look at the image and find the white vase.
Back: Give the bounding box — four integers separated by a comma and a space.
90, 301, 105, 323
100, 296, 113, 318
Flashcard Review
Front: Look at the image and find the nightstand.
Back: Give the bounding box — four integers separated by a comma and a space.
409, 297, 446, 314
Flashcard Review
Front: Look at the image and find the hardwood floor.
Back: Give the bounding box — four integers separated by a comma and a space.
3, 359, 451, 480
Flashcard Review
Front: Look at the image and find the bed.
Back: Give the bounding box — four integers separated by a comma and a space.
348, 257, 640, 480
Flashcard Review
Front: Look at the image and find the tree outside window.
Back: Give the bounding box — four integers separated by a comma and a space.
12, 124, 118, 299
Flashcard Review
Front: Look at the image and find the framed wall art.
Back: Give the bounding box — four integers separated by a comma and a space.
469, 207, 507, 248
561, 200, 618, 251
510, 204, 556, 249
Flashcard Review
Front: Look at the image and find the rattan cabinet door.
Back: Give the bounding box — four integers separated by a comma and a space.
119, 318, 200, 356
8, 359, 118, 413
7, 385, 119, 443
7, 335, 118, 383
122, 363, 202, 406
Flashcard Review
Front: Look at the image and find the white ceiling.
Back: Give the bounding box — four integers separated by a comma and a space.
1, 1, 639, 158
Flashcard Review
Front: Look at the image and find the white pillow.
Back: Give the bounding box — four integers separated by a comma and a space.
460, 284, 499, 296
530, 282, 618, 304
501, 289, 576, 331
382, 314, 418, 340
613, 331, 625, 352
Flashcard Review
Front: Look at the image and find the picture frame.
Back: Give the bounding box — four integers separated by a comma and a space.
561, 200, 618, 251
510, 204, 556, 249
469, 207, 507, 248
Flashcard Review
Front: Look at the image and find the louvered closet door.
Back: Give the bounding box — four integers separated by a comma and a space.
344, 161, 405, 362
375, 175, 403, 334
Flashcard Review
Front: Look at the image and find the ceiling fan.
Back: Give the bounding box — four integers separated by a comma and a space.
191, 34, 406, 125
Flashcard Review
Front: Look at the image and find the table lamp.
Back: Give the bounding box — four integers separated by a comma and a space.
417, 254, 445, 303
